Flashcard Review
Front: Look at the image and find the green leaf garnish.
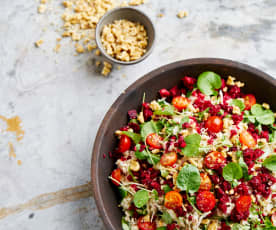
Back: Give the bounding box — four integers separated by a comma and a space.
118, 187, 128, 199
197, 71, 222, 96
133, 190, 149, 208
141, 121, 160, 141
176, 164, 201, 193
122, 218, 130, 230
162, 184, 172, 194
121, 131, 141, 144
231, 99, 245, 111
181, 133, 201, 156
154, 105, 175, 116
135, 144, 160, 165
251, 104, 275, 125
222, 162, 243, 182
263, 155, 276, 171
161, 211, 172, 224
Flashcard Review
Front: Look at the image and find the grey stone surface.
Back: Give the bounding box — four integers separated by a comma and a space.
1, 0, 276, 229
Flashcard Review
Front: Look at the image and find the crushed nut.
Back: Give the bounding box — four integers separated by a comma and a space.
262, 103, 270, 110
54, 43, 61, 52
177, 10, 188, 18
129, 0, 145, 6
35, 39, 44, 47
226, 76, 235, 86
75, 43, 84, 53
157, 13, 164, 18
149, 100, 161, 111
101, 19, 148, 62
137, 111, 145, 124
130, 160, 140, 172
101, 61, 112, 76
38, 4, 47, 13
95, 49, 101, 56
235, 81, 245, 87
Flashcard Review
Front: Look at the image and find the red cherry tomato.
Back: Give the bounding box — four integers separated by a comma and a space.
164, 191, 183, 209
118, 135, 131, 153
172, 96, 189, 110
146, 133, 163, 149
111, 168, 121, 186
236, 195, 252, 213
239, 130, 256, 148
205, 116, 223, 133
160, 152, 178, 166
196, 191, 216, 212
199, 173, 212, 191
138, 217, 156, 230
243, 94, 256, 110
204, 151, 226, 170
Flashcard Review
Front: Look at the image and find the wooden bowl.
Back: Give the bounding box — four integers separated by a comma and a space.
91, 58, 276, 230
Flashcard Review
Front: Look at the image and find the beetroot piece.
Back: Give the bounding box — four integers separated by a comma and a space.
128, 109, 137, 119
182, 76, 196, 90
228, 85, 241, 98
169, 86, 180, 97
159, 88, 170, 98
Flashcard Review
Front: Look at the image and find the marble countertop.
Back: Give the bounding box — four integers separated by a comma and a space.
1, 0, 276, 229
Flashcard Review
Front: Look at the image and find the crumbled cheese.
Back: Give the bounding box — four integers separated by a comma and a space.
116, 158, 131, 174
232, 105, 241, 115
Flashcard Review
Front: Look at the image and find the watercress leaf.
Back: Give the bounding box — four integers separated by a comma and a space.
133, 190, 149, 208
147, 153, 160, 165
156, 227, 167, 230
222, 162, 243, 182
239, 158, 251, 181
181, 133, 201, 157
197, 71, 222, 96
141, 121, 159, 141
161, 168, 169, 178
161, 211, 172, 224
118, 187, 128, 199
135, 144, 148, 160
243, 110, 255, 123
256, 110, 275, 125
251, 104, 275, 125
180, 116, 189, 125
122, 218, 130, 230
263, 155, 276, 171
231, 99, 245, 111
154, 105, 175, 116
152, 189, 159, 200
176, 164, 201, 193
121, 131, 141, 144
162, 184, 172, 194
232, 223, 250, 230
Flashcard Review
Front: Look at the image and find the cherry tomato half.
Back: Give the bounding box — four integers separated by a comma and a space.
118, 135, 131, 153
111, 168, 121, 186
239, 130, 256, 148
146, 133, 163, 149
199, 173, 212, 191
205, 116, 223, 133
164, 191, 183, 209
236, 195, 252, 213
243, 94, 256, 110
172, 96, 189, 110
204, 151, 226, 170
160, 152, 178, 166
138, 217, 156, 230
196, 191, 216, 212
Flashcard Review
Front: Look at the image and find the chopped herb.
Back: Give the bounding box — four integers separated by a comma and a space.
161, 211, 172, 224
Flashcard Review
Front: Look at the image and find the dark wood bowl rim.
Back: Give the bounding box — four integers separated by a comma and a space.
91, 58, 276, 230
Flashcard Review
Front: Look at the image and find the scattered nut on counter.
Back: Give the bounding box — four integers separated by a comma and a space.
177, 10, 188, 18
35, 39, 44, 47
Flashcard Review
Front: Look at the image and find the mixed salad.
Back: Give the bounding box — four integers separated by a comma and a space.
108, 71, 276, 230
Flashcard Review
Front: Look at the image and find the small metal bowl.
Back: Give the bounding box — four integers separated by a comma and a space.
95, 7, 155, 65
